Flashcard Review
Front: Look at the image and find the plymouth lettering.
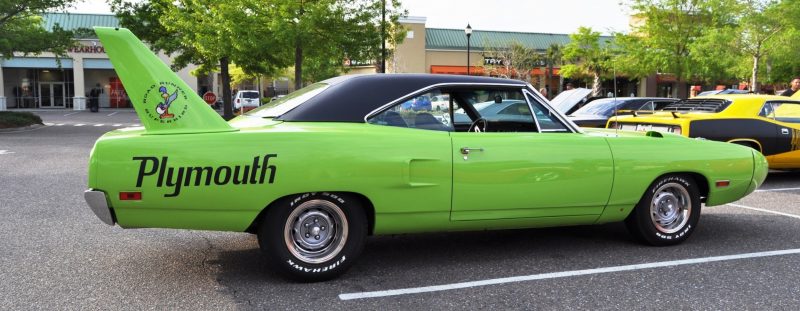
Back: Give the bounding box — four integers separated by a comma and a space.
133, 154, 277, 197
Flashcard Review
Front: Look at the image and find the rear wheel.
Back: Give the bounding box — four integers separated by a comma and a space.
625, 175, 701, 246
258, 192, 367, 282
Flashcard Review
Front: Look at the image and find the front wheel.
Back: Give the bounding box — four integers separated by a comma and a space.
258, 192, 367, 282
625, 175, 701, 246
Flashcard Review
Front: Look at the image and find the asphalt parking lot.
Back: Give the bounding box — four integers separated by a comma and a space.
2, 110, 800, 309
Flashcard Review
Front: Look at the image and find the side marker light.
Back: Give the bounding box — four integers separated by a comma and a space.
715, 180, 730, 188
119, 192, 142, 200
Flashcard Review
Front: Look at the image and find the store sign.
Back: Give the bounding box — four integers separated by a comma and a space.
484, 57, 547, 67
484, 57, 507, 66
69, 42, 105, 54
344, 59, 375, 67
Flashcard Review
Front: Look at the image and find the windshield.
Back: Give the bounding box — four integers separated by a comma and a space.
247, 83, 329, 118
570, 98, 623, 116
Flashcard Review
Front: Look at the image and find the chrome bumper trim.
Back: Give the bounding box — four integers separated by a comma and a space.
84, 189, 115, 226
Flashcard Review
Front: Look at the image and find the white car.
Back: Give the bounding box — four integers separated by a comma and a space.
233, 90, 261, 109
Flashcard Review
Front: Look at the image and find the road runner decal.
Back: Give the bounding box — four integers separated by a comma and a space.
133, 154, 277, 197
142, 82, 189, 123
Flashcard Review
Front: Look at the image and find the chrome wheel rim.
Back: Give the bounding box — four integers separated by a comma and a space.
650, 182, 691, 234
284, 199, 348, 264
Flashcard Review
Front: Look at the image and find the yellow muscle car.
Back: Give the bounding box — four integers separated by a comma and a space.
608, 94, 800, 169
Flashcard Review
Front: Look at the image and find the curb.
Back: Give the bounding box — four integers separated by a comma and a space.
0, 124, 45, 133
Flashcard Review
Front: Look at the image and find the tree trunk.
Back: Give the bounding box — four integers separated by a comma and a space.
592, 72, 601, 97
294, 36, 303, 91
220, 57, 233, 120
751, 55, 759, 93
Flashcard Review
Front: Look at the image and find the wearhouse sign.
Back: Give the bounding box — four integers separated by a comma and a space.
69, 43, 105, 54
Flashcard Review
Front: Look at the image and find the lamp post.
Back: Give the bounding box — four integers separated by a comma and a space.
465, 23, 472, 75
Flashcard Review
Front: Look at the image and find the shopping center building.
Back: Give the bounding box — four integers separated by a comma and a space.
390, 17, 651, 98
0, 13, 676, 111
0, 13, 202, 111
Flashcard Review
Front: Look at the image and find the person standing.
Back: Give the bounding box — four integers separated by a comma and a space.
780, 77, 800, 96
539, 87, 548, 99
89, 83, 103, 112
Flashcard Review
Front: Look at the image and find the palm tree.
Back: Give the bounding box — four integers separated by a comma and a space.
544, 43, 562, 97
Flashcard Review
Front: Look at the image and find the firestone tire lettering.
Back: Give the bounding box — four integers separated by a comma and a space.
258, 192, 367, 282
625, 175, 702, 246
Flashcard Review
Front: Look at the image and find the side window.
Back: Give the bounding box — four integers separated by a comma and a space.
525, 93, 570, 132
639, 101, 655, 111
759, 102, 776, 118
450, 88, 537, 132
764, 101, 800, 123
368, 90, 453, 131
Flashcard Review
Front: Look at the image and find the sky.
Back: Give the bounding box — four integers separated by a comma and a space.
67, 0, 632, 35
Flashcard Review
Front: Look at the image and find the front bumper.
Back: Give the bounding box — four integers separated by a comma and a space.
84, 189, 115, 225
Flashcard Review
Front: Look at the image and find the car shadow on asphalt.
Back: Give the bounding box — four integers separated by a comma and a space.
208, 211, 800, 304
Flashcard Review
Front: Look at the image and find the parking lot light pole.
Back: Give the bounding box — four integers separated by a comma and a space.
465, 24, 472, 75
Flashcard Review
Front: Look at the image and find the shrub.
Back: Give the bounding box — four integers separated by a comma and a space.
0, 111, 44, 129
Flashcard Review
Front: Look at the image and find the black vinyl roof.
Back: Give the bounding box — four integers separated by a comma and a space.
277, 74, 527, 122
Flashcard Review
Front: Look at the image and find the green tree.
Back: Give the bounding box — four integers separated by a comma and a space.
0, 0, 75, 58
270, 0, 406, 89
736, 0, 788, 92
111, 0, 292, 119
111, 0, 406, 118
543, 43, 562, 95
481, 41, 540, 82
614, 0, 742, 96
561, 27, 611, 96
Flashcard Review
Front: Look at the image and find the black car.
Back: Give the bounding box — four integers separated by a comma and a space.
568, 97, 678, 128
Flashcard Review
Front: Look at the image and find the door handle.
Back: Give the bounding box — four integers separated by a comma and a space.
782, 128, 790, 135
460, 147, 484, 155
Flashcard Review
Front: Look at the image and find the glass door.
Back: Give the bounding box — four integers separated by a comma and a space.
53, 83, 65, 108
38, 83, 66, 108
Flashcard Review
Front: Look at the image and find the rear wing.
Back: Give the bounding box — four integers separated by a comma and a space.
95, 27, 235, 134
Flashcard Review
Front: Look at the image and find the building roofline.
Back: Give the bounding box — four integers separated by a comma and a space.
399, 16, 427, 24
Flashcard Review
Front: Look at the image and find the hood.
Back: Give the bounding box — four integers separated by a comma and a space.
550, 88, 592, 114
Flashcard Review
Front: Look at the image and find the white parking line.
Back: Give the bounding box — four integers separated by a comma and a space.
113, 124, 123, 127
727, 203, 800, 220
107, 112, 118, 116
755, 187, 800, 192
63, 112, 79, 116
339, 248, 800, 301
74, 124, 85, 127
44, 122, 54, 126
94, 124, 104, 127
56, 124, 64, 126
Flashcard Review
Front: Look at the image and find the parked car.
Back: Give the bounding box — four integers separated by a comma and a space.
697, 89, 749, 96
608, 94, 800, 169
86, 27, 768, 282
568, 97, 678, 128
234, 90, 261, 109
401, 95, 432, 111
549, 87, 594, 115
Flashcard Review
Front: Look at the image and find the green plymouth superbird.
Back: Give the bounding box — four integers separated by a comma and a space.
85, 27, 767, 281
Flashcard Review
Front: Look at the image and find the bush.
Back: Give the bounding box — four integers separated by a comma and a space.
0, 111, 44, 129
